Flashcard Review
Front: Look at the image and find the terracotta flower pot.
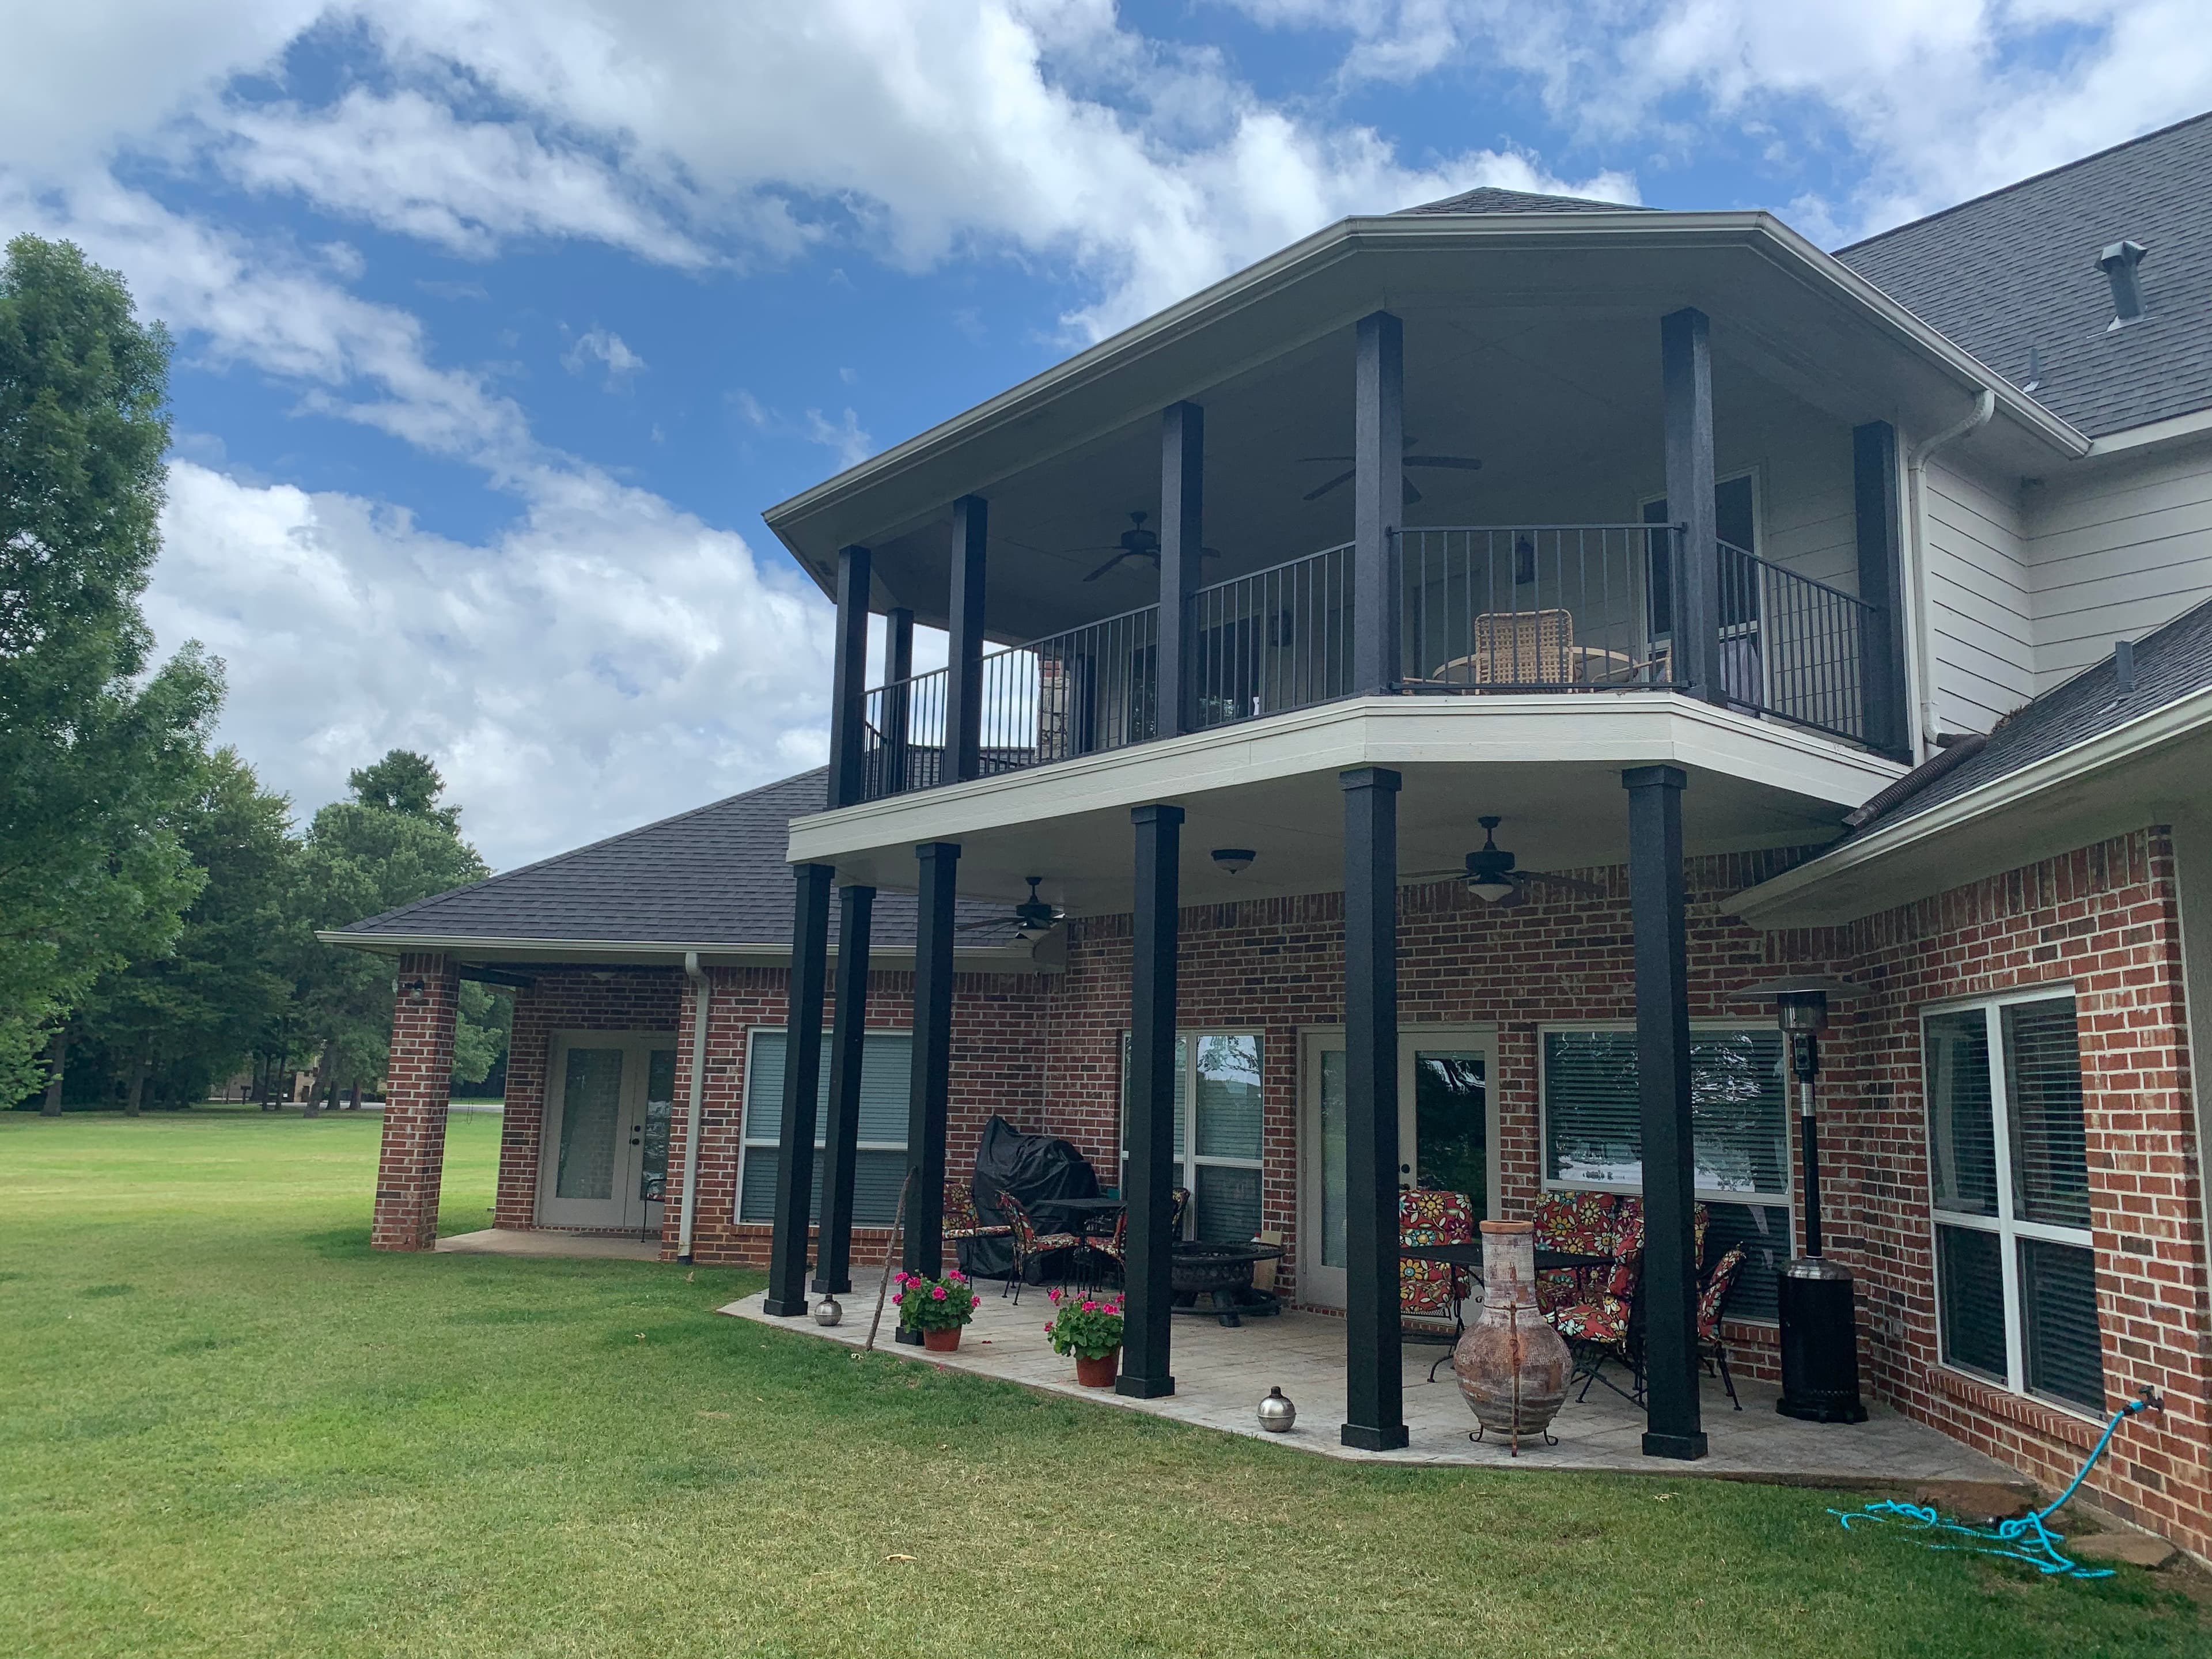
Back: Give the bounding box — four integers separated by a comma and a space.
1453, 1220, 1571, 1451
922, 1326, 963, 1353
1074, 1348, 1119, 1388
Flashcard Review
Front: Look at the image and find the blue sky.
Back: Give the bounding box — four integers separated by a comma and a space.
5, 1, 2206, 869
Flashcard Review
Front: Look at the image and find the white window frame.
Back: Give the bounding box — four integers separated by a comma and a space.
735, 1025, 910, 1226
1922, 985, 2102, 1417
1536, 1020, 1796, 1323
1119, 1028, 1265, 1241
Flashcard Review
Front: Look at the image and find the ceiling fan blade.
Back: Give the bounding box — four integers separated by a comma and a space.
1084, 551, 1131, 581
1525, 869, 1607, 897
1302, 468, 1357, 502
1293, 454, 1354, 464
1404, 456, 1483, 471
954, 918, 1013, 931
1495, 883, 1531, 910
1401, 866, 1467, 883
1403, 476, 1423, 506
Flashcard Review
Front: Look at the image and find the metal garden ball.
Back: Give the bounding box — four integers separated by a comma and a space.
813, 1296, 844, 1327
1257, 1386, 1297, 1432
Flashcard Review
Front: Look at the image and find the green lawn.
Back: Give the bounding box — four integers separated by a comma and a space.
1, 1111, 2200, 1658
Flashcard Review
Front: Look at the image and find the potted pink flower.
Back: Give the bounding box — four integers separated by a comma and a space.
893, 1270, 977, 1352
1045, 1288, 1124, 1387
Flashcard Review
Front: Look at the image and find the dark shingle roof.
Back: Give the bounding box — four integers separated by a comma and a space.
342, 768, 1014, 948
1873, 591, 2212, 829
1836, 112, 2212, 437
1397, 186, 1651, 217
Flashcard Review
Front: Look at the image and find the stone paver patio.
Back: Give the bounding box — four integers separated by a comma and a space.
437, 1227, 661, 1260
724, 1272, 2025, 1487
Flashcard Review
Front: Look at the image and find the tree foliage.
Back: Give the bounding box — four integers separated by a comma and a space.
0, 234, 220, 1102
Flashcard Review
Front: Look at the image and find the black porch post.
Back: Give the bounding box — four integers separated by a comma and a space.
884, 606, 914, 793
1158, 403, 1203, 737
1341, 766, 1408, 1451
1623, 764, 1706, 1459
814, 881, 874, 1294
1853, 422, 1910, 760
1119, 802, 1182, 1400
1661, 308, 1722, 704
946, 497, 988, 783
1353, 312, 1404, 694
763, 862, 834, 1316
899, 840, 960, 1339
827, 544, 872, 809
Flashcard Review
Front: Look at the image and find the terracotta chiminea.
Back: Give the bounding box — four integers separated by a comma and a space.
1452, 1219, 1571, 1453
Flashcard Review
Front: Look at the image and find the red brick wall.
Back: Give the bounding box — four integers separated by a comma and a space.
496, 968, 684, 1230
661, 964, 1049, 1269
1820, 828, 2211, 1559
371, 952, 460, 1251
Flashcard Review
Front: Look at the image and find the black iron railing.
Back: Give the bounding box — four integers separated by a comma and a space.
1189, 542, 1353, 729
858, 606, 1157, 801
853, 527, 1886, 802
1715, 540, 1873, 745
1397, 525, 1684, 692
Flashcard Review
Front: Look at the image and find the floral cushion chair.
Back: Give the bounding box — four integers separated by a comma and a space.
1399, 1188, 1477, 1330
1698, 1245, 1749, 1410
996, 1191, 1082, 1305
942, 1181, 1012, 1243
1531, 1190, 1616, 1316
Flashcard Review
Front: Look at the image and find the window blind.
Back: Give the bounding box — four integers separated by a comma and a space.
1925, 1010, 1998, 1217
739, 1030, 911, 1225
1541, 1028, 1788, 1195
2003, 1000, 2090, 1229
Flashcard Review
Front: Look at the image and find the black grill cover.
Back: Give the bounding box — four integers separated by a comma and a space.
960, 1115, 1100, 1281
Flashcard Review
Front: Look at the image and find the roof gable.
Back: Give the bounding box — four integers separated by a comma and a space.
1397, 186, 1650, 217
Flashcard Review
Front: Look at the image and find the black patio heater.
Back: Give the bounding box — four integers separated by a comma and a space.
1733, 975, 1868, 1424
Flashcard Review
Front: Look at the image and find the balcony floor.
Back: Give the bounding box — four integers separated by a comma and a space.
722, 1271, 2019, 1487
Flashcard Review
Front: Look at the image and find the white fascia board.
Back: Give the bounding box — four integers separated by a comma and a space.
2081, 404, 2212, 460
1726, 684, 2212, 927
762, 212, 2087, 594
313, 930, 1052, 974
785, 694, 1903, 865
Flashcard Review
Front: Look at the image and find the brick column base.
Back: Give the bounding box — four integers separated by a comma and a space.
372, 952, 460, 1251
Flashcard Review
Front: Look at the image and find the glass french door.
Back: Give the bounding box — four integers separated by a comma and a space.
537, 1033, 677, 1230
1300, 1028, 1497, 1310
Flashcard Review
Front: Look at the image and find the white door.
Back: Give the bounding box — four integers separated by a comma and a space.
1299, 1027, 1498, 1310
537, 1033, 677, 1231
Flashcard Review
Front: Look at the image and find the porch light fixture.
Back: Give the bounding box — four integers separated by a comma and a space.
1210, 849, 1255, 876
1513, 536, 1537, 586
1732, 974, 1866, 1425
1464, 817, 1519, 904
400, 978, 429, 1006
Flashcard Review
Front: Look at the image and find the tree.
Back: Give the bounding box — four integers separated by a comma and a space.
69, 748, 296, 1111
1, 234, 219, 1106
283, 750, 500, 1114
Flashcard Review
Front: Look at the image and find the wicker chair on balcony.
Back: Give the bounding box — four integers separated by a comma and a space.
996, 1191, 1082, 1305
1428, 608, 1577, 688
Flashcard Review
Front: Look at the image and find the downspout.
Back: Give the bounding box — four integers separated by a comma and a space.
677, 950, 711, 1264
1905, 388, 1996, 755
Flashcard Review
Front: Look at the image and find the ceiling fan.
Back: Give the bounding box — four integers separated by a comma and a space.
957, 876, 1064, 941
1297, 438, 1482, 505
1066, 511, 1223, 582
1404, 817, 1606, 907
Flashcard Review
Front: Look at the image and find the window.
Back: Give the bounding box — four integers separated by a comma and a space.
1120, 1032, 1264, 1244
1925, 993, 2103, 1412
737, 1029, 911, 1226
1540, 1026, 1793, 1321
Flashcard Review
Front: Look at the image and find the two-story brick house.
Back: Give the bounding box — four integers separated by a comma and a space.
334, 116, 2212, 1560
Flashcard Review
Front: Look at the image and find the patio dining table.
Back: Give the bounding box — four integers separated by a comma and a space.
1398, 1244, 1613, 1376
1029, 1195, 1126, 1230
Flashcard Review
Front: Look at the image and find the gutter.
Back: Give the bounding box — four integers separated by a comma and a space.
677, 951, 710, 1265
312, 929, 1048, 971
1906, 389, 1997, 754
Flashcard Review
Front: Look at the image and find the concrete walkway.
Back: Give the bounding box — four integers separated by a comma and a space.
437, 1228, 661, 1260
724, 1272, 2025, 1488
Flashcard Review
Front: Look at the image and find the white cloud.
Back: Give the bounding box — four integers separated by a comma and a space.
150, 460, 834, 870
562, 325, 646, 387
802, 407, 873, 469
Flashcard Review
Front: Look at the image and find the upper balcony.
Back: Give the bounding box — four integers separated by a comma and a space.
762, 209, 2076, 896
854, 521, 1881, 804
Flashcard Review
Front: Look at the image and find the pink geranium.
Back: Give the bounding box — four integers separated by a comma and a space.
931, 1286, 948, 1300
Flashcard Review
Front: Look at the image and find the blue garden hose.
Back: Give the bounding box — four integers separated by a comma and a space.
1831, 1388, 2166, 1579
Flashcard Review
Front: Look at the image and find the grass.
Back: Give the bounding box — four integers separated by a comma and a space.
1, 1109, 2202, 1659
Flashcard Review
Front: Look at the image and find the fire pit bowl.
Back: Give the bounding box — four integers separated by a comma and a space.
1169, 1241, 1285, 1327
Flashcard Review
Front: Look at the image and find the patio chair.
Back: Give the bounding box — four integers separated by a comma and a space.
1531, 1190, 1616, 1316
1400, 1188, 1477, 1378
996, 1190, 1081, 1305
942, 1180, 1012, 1245
1698, 1245, 1749, 1410
1082, 1207, 1126, 1290
1444, 608, 1577, 686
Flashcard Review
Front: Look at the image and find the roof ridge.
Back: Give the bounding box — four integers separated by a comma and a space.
347, 764, 830, 933
1835, 108, 2212, 255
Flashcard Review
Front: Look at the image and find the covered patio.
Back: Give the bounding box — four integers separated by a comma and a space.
722, 1271, 2021, 1484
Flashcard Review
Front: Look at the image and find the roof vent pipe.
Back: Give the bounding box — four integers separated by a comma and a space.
2099, 240, 2147, 328
2113, 637, 2135, 696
